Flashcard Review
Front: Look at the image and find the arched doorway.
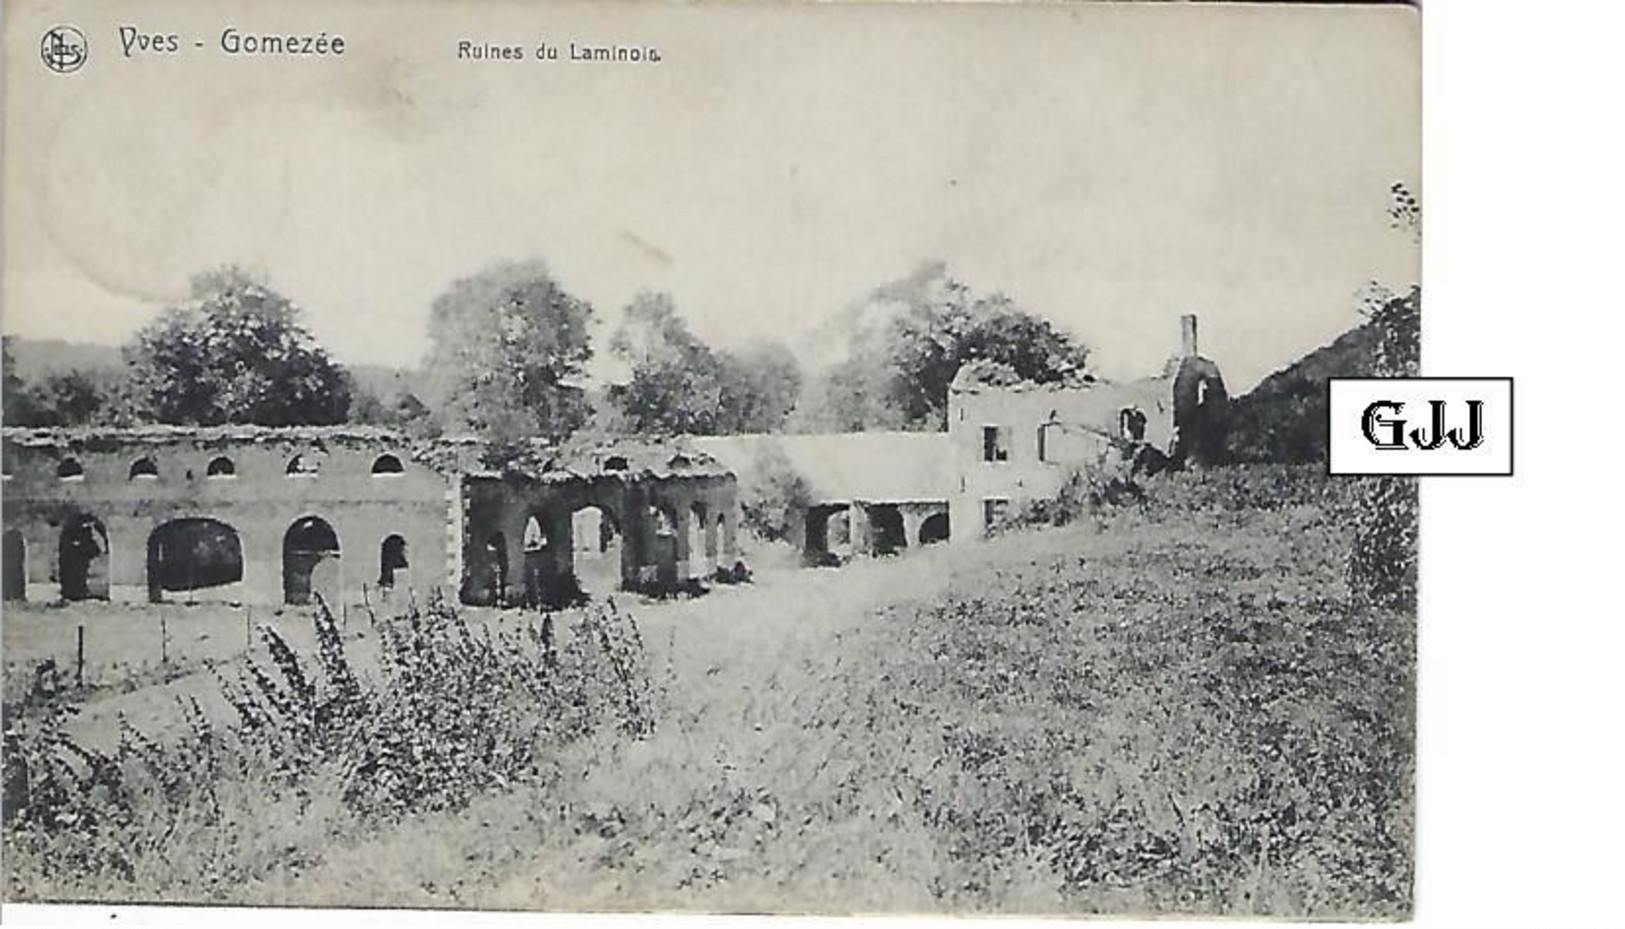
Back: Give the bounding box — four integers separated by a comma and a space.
463, 532, 509, 606
651, 504, 679, 590
283, 516, 341, 606
147, 518, 244, 603
714, 509, 737, 573
521, 514, 560, 607
919, 512, 950, 546
867, 504, 907, 556
379, 534, 409, 588
59, 515, 110, 601
2, 530, 25, 601
802, 503, 849, 566
571, 504, 622, 596
688, 502, 715, 581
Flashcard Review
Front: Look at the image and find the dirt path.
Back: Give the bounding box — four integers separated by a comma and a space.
234, 536, 1055, 911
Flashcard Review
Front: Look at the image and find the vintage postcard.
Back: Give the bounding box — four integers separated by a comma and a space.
2, 0, 1420, 919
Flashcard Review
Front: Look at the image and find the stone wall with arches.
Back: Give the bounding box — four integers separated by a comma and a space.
1, 427, 466, 607
458, 466, 739, 608
2, 426, 741, 609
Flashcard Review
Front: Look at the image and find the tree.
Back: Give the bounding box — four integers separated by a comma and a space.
31, 371, 107, 426
124, 267, 351, 426
719, 340, 804, 433
608, 292, 725, 435
737, 442, 813, 544
802, 262, 1091, 431
421, 259, 595, 442
790, 355, 908, 433
606, 293, 804, 435
2, 336, 40, 426
1349, 181, 1421, 614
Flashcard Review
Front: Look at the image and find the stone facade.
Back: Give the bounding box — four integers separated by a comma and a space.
0, 427, 739, 607
947, 314, 1229, 539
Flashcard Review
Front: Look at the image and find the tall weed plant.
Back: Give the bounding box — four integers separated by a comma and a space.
2, 594, 655, 899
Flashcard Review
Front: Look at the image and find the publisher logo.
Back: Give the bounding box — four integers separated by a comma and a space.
41, 25, 88, 74
1328, 378, 1514, 476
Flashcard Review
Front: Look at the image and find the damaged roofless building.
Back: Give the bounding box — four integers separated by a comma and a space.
696, 314, 1230, 562
0, 426, 741, 608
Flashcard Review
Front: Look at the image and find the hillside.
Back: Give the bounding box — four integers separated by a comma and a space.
2, 337, 124, 383
1, 336, 417, 401
1227, 322, 1380, 463
4, 466, 1412, 918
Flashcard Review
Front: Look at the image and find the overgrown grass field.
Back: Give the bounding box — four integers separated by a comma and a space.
2, 465, 1414, 918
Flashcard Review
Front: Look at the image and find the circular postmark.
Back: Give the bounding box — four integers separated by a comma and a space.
41, 25, 88, 74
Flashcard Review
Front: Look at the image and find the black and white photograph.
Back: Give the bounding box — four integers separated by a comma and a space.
2, 0, 1427, 921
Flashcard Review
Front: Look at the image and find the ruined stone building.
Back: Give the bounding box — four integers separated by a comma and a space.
948, 314, 1229, 537
703, 314, 1230, 561
0, 318, 1225, 600
695, 432, 953, 564
0, 426, 739, 608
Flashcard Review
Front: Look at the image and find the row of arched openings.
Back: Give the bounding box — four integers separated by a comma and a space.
51, 454, 407, 482
464, 501, 731, 607
0, 517, 410, 605
808, 506, 950, 559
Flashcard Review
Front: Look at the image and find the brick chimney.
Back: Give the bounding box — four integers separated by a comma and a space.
1180, 314, 1199, 357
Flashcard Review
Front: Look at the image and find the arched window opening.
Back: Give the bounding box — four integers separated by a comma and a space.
206, 456, 236, 478
379, 535, 409, 588
371, 454, 404, 476
129, 457, 159, 480
286, 454, 319, 478
57, 458, 85, 481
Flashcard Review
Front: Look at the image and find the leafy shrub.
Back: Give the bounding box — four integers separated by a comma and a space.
2, 595, 655, 897
1346, 286, 1419, 612
1140, 464, 1343, 516
1347, 477, 1418, 613
999, 466, 1142, 533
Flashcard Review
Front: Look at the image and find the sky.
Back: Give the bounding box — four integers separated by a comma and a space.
3, 0, 1418, 394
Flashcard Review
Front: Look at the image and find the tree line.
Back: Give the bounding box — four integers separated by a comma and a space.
1, 259, 1094, 442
